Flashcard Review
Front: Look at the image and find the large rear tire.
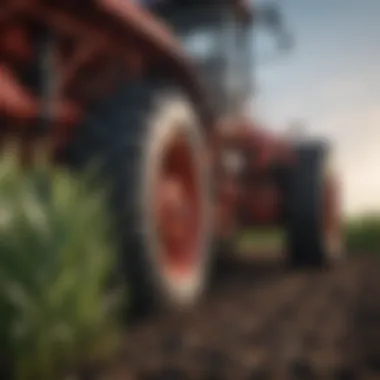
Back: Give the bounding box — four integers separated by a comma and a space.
65, 81, 212, 314
285, 142, 344, 268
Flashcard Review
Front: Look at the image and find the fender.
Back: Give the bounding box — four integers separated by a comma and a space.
96, 0, 215, 127
0, 0, 220, 165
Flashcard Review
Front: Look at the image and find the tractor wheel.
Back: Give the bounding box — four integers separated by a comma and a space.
211, 237, 236, 281
65, 81, 212, 314
285, 143, 344, 268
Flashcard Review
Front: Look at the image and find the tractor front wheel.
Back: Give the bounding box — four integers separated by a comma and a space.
285, 143, 344, 268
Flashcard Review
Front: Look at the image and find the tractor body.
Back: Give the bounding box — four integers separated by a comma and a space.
0, 0, 343, 312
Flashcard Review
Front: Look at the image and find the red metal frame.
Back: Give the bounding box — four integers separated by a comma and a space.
0, 0, 216, 157
0, 0, 324, 234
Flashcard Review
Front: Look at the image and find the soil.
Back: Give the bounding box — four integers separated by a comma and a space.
102, 254, 380, 380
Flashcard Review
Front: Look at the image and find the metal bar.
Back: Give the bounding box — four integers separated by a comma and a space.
0, 64, 38, 119
59, 39, 106, 92
35, 27, 56, 134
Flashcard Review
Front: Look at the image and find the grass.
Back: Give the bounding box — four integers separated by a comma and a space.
237, 215, 380, 256
345, 214, 380, 254
237, 228, 284, 253
0, 148, 124, 380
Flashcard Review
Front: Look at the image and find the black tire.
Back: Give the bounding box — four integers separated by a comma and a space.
284, 142, 343, 268
65, 81, 212, 315
210, 237, 236, 281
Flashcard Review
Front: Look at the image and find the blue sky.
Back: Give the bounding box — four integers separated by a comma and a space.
253, 0, 380, 216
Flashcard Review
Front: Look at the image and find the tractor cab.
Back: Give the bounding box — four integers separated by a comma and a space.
149, 0, 290, 117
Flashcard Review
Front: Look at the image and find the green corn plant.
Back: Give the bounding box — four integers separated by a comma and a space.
0, 146, 124, 380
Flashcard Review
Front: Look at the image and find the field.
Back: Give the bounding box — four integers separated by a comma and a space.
237, 215, 380, 256
345, 215, 380, 254
100, 217, 380, 379
107, 256, 380, 380
1, 152, 380, 379
238, 229, 285, 254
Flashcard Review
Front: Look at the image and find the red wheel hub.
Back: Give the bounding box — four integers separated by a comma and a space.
155, 134, 201, 277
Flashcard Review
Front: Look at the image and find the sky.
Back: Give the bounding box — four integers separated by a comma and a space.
252, 0, 380, 216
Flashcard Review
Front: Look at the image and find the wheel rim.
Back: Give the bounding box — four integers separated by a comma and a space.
155, 132, 201, 277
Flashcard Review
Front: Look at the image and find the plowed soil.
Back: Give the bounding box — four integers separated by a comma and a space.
103, 254, 380, 380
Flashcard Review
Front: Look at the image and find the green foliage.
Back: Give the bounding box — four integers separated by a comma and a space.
237, 229, 284, 252
0, 149, 124, 380
345, 214, 380, 254
237, 215, 380, 256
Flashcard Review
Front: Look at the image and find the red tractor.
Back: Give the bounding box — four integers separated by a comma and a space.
1, 0, 343, 313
